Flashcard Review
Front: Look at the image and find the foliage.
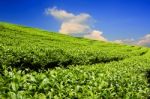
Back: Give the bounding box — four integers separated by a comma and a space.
0, 22, 150, 98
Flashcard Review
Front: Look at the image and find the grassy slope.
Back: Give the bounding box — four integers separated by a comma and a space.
0, 22, 150, 98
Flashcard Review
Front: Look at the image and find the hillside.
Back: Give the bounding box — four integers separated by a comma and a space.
0, 22, 150, 98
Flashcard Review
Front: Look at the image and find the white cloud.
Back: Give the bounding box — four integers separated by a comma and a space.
84, 30, 107, 41
46, 7, 74, 21
137, 34, 150, 46
114, 40, 124, 44
46, 7, 107, 41
46, 7, 91, 34
114, 34, 150, 46
59, 22, 90, 34
114, 38, 136, 45
46, 7, 150, 46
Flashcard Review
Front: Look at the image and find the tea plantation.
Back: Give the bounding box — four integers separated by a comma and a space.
0, 22, 150, 98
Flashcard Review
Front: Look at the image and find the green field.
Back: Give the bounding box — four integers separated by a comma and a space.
0, 22, 150, 98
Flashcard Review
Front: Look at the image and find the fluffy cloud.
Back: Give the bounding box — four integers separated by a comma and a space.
60, 22, 90, 34
46, 7, 107, 41
113, 40, 124, 44
46, 7, 75, 21
114, 39, 136, 45
46, 7, 91, 34
114, 34, 150, 46
84, 30, 107, 41
137, 34, 150, 46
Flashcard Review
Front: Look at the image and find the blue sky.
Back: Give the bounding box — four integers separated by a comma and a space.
0, 0, 150, 46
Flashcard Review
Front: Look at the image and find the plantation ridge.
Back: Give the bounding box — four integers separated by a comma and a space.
0, 22, 150, 98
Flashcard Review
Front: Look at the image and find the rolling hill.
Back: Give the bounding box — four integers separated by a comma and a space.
0, 22, 150, 98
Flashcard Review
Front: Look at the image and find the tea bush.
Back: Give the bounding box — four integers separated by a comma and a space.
0, 22, 150, 98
